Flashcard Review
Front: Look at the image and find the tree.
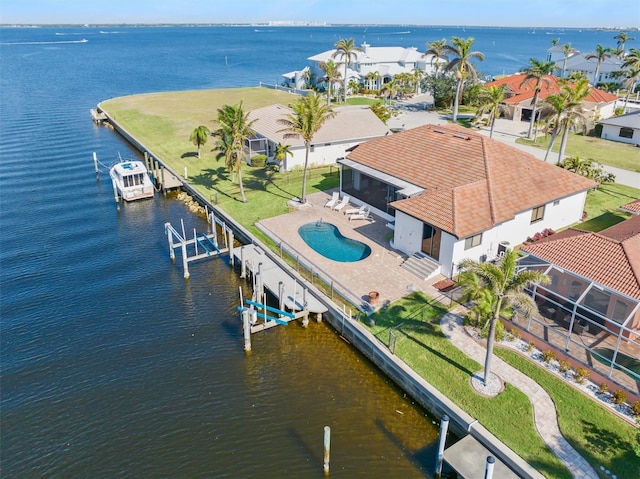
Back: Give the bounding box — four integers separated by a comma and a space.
459, 249, 549, 386
277, 93, 335, 204
380, 79, 400, 104
411, 67, 425, 94
585, 45, 612, 85
215, 102, 255, 203
423, 73, 457, 108
369, 101, 392, 124
620, 66, 640, 113
365, 71, 381, 92
474, 84, 508, 138
189, 125, 210, 159
424, 38, 448, 79
551, 38, 560, 47
614, 32, 636, 52
442, 37, 484, 123
332, 38, 362, 103
557, 155, 615, 184
273, 142, 291, 170
561, 43, 577, 77
319, 59, 342, 106
520, 58, 556, 139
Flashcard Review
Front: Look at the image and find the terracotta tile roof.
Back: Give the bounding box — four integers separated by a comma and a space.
248, 104, 389, 148
522, 215, 640, 300
621, 199, 640, 215
346, 124, 596, 238
485, 74, 617, 106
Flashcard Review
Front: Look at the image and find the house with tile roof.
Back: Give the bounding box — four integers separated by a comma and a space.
339, 124, 597, 278
484, 74, 618, 123
598, 110, 640, 145
246, 104, 390, 171
621, 198, 640, 215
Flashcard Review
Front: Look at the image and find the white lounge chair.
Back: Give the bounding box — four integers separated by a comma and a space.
349, 207, 372, 221
333, 195, 350, 212
324, 191, 339, 208
343, 204, 366, 216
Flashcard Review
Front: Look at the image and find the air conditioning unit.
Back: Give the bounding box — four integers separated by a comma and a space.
497, 241, 510, 257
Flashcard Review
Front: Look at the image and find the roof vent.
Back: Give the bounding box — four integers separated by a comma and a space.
453, 133, 471, 141
433, 129, 446, 134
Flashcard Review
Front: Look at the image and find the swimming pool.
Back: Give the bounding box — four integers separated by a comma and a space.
592, 347, 640, 381
298, 221, 371, 262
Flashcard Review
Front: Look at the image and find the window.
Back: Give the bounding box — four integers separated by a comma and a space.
464, 233, 482, 250
553, 200, 560, 206
619, 127, 634, 139
531, 205, 545, 223
612, 300, 628, 323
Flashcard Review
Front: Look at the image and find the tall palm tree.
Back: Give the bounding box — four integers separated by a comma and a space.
277, 93, 335, 204
365, 71, 381, 92
474, 84, 508, 138
620, 66, 640, 113
520, 58, 556, 139
424, 38, 448, 78
459, 249, 548, 386
614, 32, 636, 52
556, 78, 591, 162
560, 43, 577, 77
189, 125, 210, 159
215, 102, 255, 203
319, 59, 342, 106
411, 67, 424, 94
442, 36, 485, 123
585, 44, 612, 85
332, 38, 362, 103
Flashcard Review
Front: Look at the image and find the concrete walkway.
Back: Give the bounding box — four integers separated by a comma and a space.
440, 309, 599, 479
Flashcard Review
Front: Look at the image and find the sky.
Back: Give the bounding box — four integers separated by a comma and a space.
0, 0, 639, 28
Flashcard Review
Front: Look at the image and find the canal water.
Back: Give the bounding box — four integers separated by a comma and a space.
0, 26, 444, 477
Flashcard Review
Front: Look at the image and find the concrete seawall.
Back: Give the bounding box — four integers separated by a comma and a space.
100, 106, 544, 479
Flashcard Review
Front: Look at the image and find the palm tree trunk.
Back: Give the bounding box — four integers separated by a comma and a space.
489, 118, 495, 138
197, 146, 201, 159
238, 166, 246, 203
544, 127, 558, 162
344, 64, 348, 103
527, 103, 537, 139
558, 123, 570, 162
300, 143, 310, 203
622, 88, 632, 113
452, 79, 463, 123
483, 298, 503, 385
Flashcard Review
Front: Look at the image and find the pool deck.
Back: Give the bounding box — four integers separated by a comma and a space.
257, 189, 448, 312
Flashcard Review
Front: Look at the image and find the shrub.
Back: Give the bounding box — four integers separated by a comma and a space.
574, 367, 589, 384
250, 154, 267, 167
612, 389, 627, 405
542, 350, 556, 364
509, 328, 521, 341
631, 401, 640, 417
558, 360, 571, 373
597, 383, 609, 395
526, 341, 536, 353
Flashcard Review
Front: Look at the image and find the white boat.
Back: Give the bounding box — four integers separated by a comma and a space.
109, 160, 154, 201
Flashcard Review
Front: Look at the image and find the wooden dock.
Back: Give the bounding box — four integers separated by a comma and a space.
234, 244, 328, 316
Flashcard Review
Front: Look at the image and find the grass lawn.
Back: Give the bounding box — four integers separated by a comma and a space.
368, 293, 572, 479
578, 183, 638, 231
345, 96, 380, 106
494, 349, 640, 479
516, 133, 640, 173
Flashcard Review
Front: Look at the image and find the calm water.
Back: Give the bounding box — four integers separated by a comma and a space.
0, 25, 611, 478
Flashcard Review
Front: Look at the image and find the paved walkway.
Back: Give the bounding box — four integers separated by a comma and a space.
440, 309, 599, 479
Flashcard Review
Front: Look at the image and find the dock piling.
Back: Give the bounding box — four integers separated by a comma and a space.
228, 229, 234, 266
484, 456, 495, 479
323, 426, 331, 474
434, 414, 449, 479
93, 152, 99, 177
242, 308, 254, 352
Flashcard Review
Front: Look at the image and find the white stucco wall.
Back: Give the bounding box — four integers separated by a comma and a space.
392, 211, 424, 253
601, 124, 640, 145
282, 140, 380, 171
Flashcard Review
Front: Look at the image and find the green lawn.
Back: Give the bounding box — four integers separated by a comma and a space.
368, 293, 572, 479
516, 133, 640, 173
345, 96, 380, 106
579, 183, 638, 231
495, 349, 640, 479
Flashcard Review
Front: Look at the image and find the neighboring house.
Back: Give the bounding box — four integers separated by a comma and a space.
598, 110, 640, 145
246, 104, 390, 171
547, 46, 625, 86
519, 215, 640, 341
621, 198, 640, 215
339, 124, 596, 278
293, 42, 437, 92
484, 74, 618, 123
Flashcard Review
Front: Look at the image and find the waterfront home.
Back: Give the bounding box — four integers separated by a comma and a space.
246, 104, 389, 171
285, 42, 438, 93
339, 124, 596, 278
598, 110, 640, 145
484, 74, 617, 123
547, 45, 625, 86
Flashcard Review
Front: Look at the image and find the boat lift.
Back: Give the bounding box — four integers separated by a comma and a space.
164, 212, 234, 279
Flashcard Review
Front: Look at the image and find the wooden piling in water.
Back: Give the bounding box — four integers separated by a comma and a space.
434, 414, 449, 479
323, 426, 331, 474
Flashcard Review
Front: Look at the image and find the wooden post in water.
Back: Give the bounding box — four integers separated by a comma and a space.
153, 159, 159, 185
111, 180, 120, 211
160, 167, 166, 195
278, 281, 285, 316
484, 456, 495, 479
434, 415, 449, 479
228, 229, 234, 266
323, 426, 331, 474
144, 152, 150, 172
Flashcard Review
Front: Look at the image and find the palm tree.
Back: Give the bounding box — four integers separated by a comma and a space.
560, 43, 577, 77
556, 78, 591, 162
189, 125, 210, 159
332, 38, 362, 103
215, 102, 255, 203
614, 32, 636, 52
459, 249, 548, 386
622, 47, 640, 71
620, 66, 640, 113
277, 93, 335, 204
442, 36, 485, 123
380, 80, 400, 105
585, 45, 613, 85
411, 67, 424, 94
319, 59, 342, 106
424, 38, 448, 78
273, 142, 291, 170
365, 71, 381, 92
474, 84, 507, 138
520, 58, 556, 139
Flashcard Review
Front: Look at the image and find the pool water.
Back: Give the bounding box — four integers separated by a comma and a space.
592, 347, 640, 381
298, 222, 371, 262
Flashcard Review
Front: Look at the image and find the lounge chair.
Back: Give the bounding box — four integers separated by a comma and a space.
343, 204, 366, 216
349, 207, 372, 221
324, 191, 339, 208
333, 195, 350, 212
